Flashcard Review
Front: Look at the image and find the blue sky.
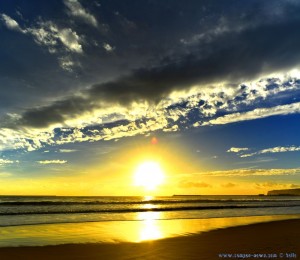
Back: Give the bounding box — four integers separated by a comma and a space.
0, 0, 300, 195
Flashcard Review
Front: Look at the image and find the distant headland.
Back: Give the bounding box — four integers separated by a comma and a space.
267, 188, 300, 196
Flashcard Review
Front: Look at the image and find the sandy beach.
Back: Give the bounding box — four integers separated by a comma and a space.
1, 218, 299, 260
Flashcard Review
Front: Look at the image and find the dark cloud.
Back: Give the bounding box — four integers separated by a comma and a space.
6, 4, 300, 128
20, 96, 94, 128
90, 18, 293, 104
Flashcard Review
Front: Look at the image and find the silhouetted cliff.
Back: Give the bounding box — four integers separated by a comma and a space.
267, 188, 300, 196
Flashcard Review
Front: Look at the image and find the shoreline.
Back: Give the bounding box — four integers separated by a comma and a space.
1, 217, 299, 259
1, 214, 300, 247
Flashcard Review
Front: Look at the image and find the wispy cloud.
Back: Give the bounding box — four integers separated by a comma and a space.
0, 14, 24, 33
28, 21, 83, 53
58, 56, 79, 72
59, 149, 77, 153
37, 160, 67, 164
196, 168, 300, 177
103, 43, 114, 52
0, 159, 15, 165
1, 14, 83, 54
63, 0, 98, 27
241, 146, 300, 157
260, 146, 300, 154
255, 182, 300, 189
0, 13, 82, 72
227, 147, 249, 153
204, 102, 300, 126
0, 127, 55, 152
236, 157, 277, 164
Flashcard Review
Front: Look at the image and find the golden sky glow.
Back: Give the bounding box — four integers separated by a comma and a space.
0, 136, 299, 196
0, 117, 298, 196
1, 1, 300, 197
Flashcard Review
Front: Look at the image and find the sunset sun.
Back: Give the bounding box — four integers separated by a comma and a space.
134, 161, 165, 191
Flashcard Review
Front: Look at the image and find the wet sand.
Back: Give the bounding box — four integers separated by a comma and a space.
1, 218, 299, 260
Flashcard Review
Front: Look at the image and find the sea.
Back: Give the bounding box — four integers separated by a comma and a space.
1, 195, 300, 247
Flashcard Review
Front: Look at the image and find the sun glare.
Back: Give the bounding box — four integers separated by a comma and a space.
134, 161, 165, 190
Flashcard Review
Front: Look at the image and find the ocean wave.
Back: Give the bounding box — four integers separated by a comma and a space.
1, 199, 300, 206
1, 204, 300, 216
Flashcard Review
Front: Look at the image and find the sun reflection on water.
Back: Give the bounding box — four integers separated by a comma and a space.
143, 195, 154, 201
141, 203, 156, 209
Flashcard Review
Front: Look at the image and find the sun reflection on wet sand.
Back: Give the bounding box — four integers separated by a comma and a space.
0, 215, 299, 247
137, 212, 162, 241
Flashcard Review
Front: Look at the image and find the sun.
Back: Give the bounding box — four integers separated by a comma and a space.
134, 161, 165, 190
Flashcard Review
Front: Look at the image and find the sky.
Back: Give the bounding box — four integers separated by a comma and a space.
1, 0, 300, 196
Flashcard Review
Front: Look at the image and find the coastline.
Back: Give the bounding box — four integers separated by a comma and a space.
1, 217, 299, 260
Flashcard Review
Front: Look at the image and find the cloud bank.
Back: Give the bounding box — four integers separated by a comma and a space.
2, 13, 300, 129
1, 1, 300, 152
